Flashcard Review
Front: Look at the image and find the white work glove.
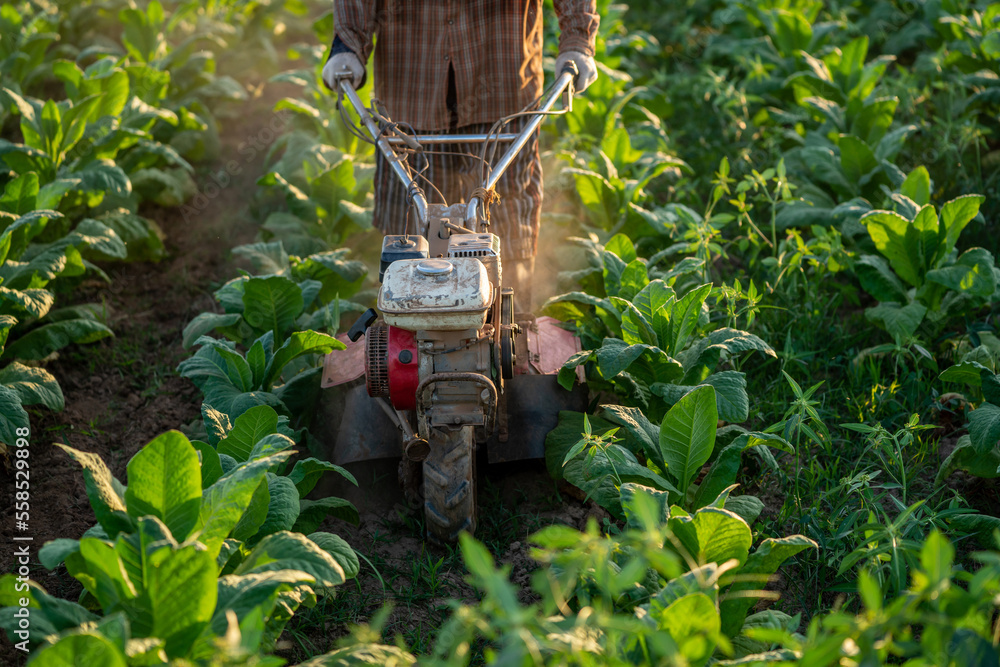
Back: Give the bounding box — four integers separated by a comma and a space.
322, 51, 365, 91
555, 50, 598, 93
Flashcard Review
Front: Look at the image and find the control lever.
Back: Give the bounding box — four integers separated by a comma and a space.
348, 308, 378, 342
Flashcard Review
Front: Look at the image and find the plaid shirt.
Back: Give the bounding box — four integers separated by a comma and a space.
333, 0, 599, 131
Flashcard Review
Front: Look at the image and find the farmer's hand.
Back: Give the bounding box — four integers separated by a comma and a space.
555, 51, 598, 93
322, 51, 365, 91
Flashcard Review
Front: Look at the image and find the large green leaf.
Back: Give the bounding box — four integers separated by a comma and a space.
596, 338, 649, 379
235, 531, 349, 588
242, 276, 304, 338
564, 444, 678, 517
308, 532, 360, 580
631, 279, 675, 327
56, 444, 133, 538
651, 593, 721, 665
64, 537, 137, 610
194, 451, 295, 558
612, 296, 657, 346
617, 259, 649, 301
232, 241, 290, 275
293, 497, 360, 532
605, 233, 637, 263
939, 195, 984, 259
232, 478, 270, 543
864, 302, 927, 342
0, 573, 98, 642
247, 433, 296, 461
900, 166, 931, 206
254, 474, 301, 540
600, 404, 662, 468
149, 544, 217, 658
263, 330, 343, 388
2, 318, 113, 360
210, 571, 310, 637
692, 433, 791, 510
182, 312, 242, 349
112, 516, 175, 615
662, 284, 712, 356
855, 254, 909, 303
719, 535, 817, 636
936, 436, 1000, 485
671, 506, 752, 565
659, 385, 718, 492
0, 287, 55, 319
124, 431, 202, 541
0, 384, 29, 447
192, 440, 224, 488
838, 134, 878, 186
0, 361, 63, 410
217, 405, 279, 462
67, 218, 128, 261
969, 402, 1000, 455
39, 538, 81, 570
96, 210, 165, 262
25, 632, 127, 666
0, 172, 38, 215
926, 247, 996, 298
294, 250, 367, 302
181, 337, 254, 391
288, 458, 357, 496
652, 371, 749, 423
76, 160, 131, 199
862, 208, 936, 288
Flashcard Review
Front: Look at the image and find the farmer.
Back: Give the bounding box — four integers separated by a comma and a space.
322, 1, 599, 308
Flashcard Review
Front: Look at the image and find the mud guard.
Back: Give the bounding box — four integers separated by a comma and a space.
315, 317, 587, 464
484, 374, 588, 463
313, 379, 403, 465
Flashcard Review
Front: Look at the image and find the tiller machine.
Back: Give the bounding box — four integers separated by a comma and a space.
317, 65, 587, 542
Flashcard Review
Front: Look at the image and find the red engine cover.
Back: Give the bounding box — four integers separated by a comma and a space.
387, 326, 418, 410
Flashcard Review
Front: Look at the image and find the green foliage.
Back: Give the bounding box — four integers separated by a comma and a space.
856, 191, 991, 341
550, 387, 792, 521
177, 330, 344, 423
940, 352, 1000, 482
183, 246, 367, 349
0, 430, 359, 661
546, 232, 775, 422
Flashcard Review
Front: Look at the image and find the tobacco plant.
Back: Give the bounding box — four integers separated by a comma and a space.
939, 345, 1000, 483
0, 430, 359, 661
182, 244, 367, 350
546, 233, 774, 423
547, 385, 790, 523
854, 179, 990, 343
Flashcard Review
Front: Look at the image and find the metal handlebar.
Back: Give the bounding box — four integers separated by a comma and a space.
337, 78, 429, 228
335, 61, 578, 233
384, 133, 518, 145
465, 65, 576, 227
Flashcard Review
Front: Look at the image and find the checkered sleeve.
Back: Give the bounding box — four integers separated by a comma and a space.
553, 0, 600, 57
332, 1, 376, 63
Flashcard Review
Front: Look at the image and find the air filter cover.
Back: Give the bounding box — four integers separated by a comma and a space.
378, 257, 492, 331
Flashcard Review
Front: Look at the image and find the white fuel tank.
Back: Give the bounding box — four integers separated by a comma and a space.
377, 257, 493, 331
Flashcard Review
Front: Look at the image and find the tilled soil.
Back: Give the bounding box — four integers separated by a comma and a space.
0, 92, 268, 664
0, 82, 610, 665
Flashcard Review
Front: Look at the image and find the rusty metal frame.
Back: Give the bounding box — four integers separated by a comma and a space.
415, 372, 498, 436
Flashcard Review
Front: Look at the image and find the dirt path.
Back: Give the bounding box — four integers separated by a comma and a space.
0, 88, 280, 664
0, 76, 607, 663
